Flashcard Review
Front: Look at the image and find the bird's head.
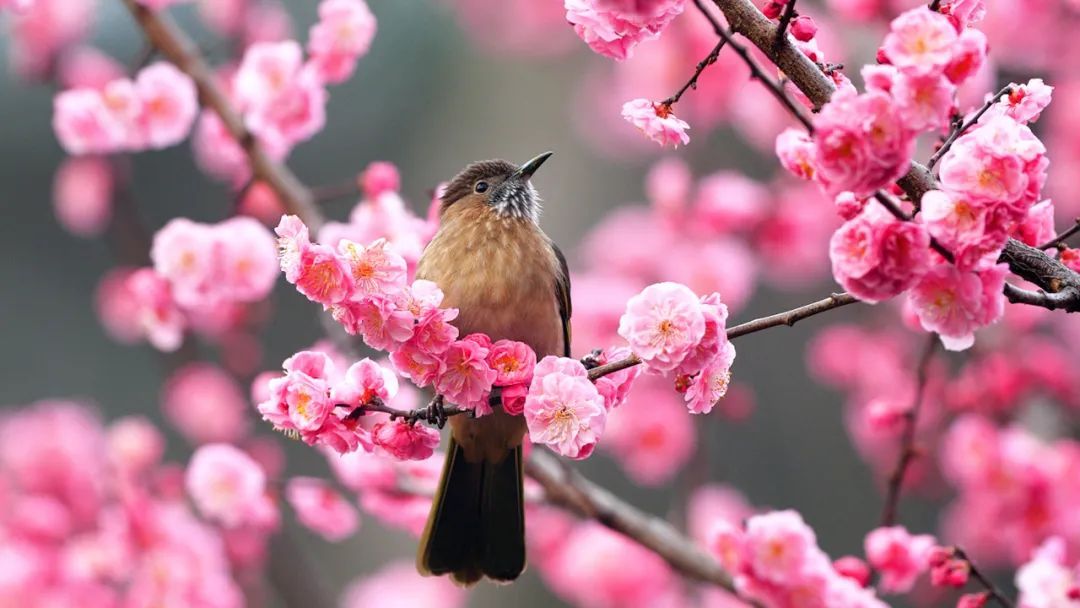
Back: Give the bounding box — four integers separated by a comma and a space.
439, 152, 553, 223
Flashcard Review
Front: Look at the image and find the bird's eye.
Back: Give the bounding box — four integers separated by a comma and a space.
474, 181, 489, 193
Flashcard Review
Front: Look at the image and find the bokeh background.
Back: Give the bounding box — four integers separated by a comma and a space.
5, 0, 1069, 605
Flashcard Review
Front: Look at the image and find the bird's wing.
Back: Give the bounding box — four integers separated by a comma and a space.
552, 242, 572, 358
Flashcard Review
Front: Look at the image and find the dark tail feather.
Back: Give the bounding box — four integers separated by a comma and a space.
417, 438, 525, 586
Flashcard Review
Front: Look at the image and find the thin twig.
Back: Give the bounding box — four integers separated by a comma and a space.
1040, 218, 1080, 250
693, 0, 814, 131
773, 0, 797, 50
879, 336, 937, 527
953, 547, 1017, 608
926, 85, 1013, 170
311, 178, 362, 204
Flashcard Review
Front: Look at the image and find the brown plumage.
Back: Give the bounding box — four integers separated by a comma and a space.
416, 153, 570, 586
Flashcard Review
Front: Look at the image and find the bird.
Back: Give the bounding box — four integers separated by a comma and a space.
415, 152, 571, 586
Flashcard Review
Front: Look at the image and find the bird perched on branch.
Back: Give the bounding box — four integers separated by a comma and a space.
416, 152, 571, 585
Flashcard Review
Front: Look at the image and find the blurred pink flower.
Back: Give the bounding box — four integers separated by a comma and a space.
126, 267, 185, 351
341, 560, 466, 608
285, 477, 360, 541
163, 363, 250, 444
307, 0, 376, 84
525, 356, 606, 459
621, 98, 690, 147
52, 156, 113, 237
134, 62, 198, 149
603, 374, 694, 484
106, 415, 165, 476
185, 443, 272, 528
566, 0, 685, 60
864, 526, 936, 593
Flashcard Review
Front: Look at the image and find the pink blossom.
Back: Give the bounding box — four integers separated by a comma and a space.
330, 358, 399, 408
337, 238, 407, 296
151, 218, 216, 307
234, 41, 304, 110
193, 109, 251, 184
603, 375, 694, 485
621, 99, 690, 148
893, 72, 955, 132
360, 161, 400, 199
834, 556, 872, 587
959, 593, 991, 608
285, 477, 359, 541
864, 526, 936, 593
812, 90, 915, 196
591, 346, 642, 410
775, 127, 818, 180
565, 0, 685, 60
524, 356, 606, 459
52, 156, 113, 237
618, 282, 706, 373
920, 189, 1009, 271
57, 45, 126, 90
929, 547, 971, 587
743, 509, 818, 583
408, 304, 460, 355
307, 0, 376, 84
214, 216, 280, 302
106, 416, 165, 475
1015, 199, 1055, 248
940, 0, 985, 26
685, 342, 736, 414
275, 214, 312, 282
692, 172, 770, 233
126, 268, 185, 351
389, 341, 446, 388
908, 262, 1008, 351
829, 204, 931, 303
333, 295, 415, 349
995, 78, 1054, 125
488, 340, 537, 386
162, 363, 250, 444
246, 65, 328, 150
95, 267, 143, 344
1016, 537, 1077, 607
341, 561, 466, 608
53, 88, 124, 155
185, 443, 270, 528
134, 62, 198, 149
938, 116, 1047, 212
371, 419, 441, 461
943, 28, 987, 85
881, 8, 958, 75
676, 292, 731, 375
790, 16, 817, 41
501, 383, 528, 415
646, 157, 692, 219
435, 339, 498, 411
294, 243, 353, 306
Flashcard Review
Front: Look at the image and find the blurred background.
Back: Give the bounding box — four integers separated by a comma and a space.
3, 0, 1076, 605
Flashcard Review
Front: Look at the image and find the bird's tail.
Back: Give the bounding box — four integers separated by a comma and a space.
416, 436, 526, 586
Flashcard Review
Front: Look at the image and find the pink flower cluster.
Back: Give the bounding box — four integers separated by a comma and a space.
940, 415, 1080, 567
621, 98, 691, 147
566, 0, 686, 61
324, 445, 441, 536
307, 0, 377, 84
524, 356, 607, 459
708, 510, 889, 606
285, 476, 360, 542
1015, 537, 1080, 607
829, 202, 931, 303
53, 62, 198, 155
186, 443, 276, 528
618, 282, 737, 414
0, 401, 259, 606
864, 526, 936, 593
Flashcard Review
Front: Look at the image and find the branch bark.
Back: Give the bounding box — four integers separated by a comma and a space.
709, 0, 1080, 312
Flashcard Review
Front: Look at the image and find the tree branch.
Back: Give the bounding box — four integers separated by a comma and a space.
926, 85, 1013, 170
1040, 218, 1080, 250
880, 336, 937, 527
661, 39, 727, 107
709, 0, 1080, 312
953, 547, 1017, 608
773, 0, 798, 50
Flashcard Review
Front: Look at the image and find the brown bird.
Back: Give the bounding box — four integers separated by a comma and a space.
415, 152, 570, 586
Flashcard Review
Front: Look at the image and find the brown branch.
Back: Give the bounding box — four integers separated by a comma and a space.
525, 450, 758, 603
120, 0, 322, 233
693, 0, 814, 131
926, 85, 1013, 170
953, 547, 1017, 608
1040, 218, 1080, 250
709, 0, 1080, 313
661, 39, 727, 107
311, 178, 362, 204
880, 336, 937, 527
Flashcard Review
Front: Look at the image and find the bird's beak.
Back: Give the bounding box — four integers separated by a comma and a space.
513, 151, 553, 181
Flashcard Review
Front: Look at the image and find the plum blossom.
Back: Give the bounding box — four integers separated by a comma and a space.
488, 340, 537, 386
603, 375, 694, 485
775, 128, 818, 181
370, 420, 441, 461
618, 282, 706, 373
53, 88, 125, 155
920, 189, 1010, 271
812, 89, 915, 196
234, 41, 328, 150
829, 204, 931, 303
337, 238, 407, 296
1015, 537, 1079, 607
590, 346, 641, 410
993, 79, 1054, 125
893, 71, 955, 132
307, 0, 376, 84
331, 358, 399, 408
106, 416, 165, 474
685, 342, 736, 414
524, 356, 606, 459
134, 62, 198, 149
881, 8, 958, 75
342, 561, 466, 608
565, 0, 686, 61
435, 338, 498, 412
52, 156, 113, 238
908, 262, 1008, 351
621, 99, 690, 147
334, 295, 415, 349
185, 443, 271, 528
285, 477, 360, 541
944, 29, 987, 85
163, 363, 250, 444
126, 267, 185, 351
864, 526, 936, 593
744, 510, 818, 583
